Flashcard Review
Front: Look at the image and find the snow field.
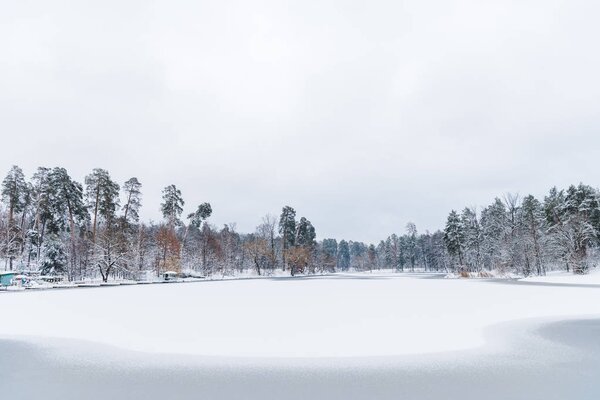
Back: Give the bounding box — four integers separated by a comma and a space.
1, 272, 599, 358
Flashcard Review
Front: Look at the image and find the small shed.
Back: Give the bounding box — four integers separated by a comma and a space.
0, 272, 16, 287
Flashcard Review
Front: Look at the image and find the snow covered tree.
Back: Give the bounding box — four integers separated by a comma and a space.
45, 167, 87, 277
39, 234, 68, 275
338, 239, 350, 271
350, 241, 367, 270
444, 210, 465, 268
322, 238, 338, 271
430, 230, 449, 272
154, 185, 184, 273
181, 202, 213, 265
461, 207, 482, 272
278, 206, 296, 269
156, 224, 181, 274
480, 198, 508, 271
547, 184, 600, 274
406, 222, 418, 271
85, 168, 120, 243
121, 177, 142, 225
160, 185, 184, 228
1, 165, 28, 227
256, 214, 277, 271
92, 225, 129, 282
46, 167, 87, 235
30, 167, 52, 239
520, 194, 547, 276
244, 233, 271, 276
187, 202, 212, 229
367, 244, 377, 271
1, 165, 29, 269
295, 217, 316, 248
286, 246, 310, 276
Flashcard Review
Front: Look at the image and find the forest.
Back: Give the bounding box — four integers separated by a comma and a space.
1, 165, 598, 280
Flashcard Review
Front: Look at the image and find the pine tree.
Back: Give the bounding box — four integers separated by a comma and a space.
367, 244, 377, 271
1, 166, 29, 269
521, 194, 546, 276
383, 237, 393, 269
160, 185, 185, 228
390, 234, 400, 270
338, 240, 350, 271
187, 203, 212, 229
31, 167, 52, 238
461, 207, 482, 272
47, 167, 87, 276
295, 217, 316, 248
480, 198, 508, 270
278, 206, 296, 270
1, 165, 28, 227
322, 238, 338, 271
350, 241, 367, 270
406, 222, 418, 271
40, 234, 68, 275
183, 202, 212, 259
558, 184, 600, 273
121, 177, 142, 225
397, 236, 408, 271
444, 210, 465, 268
85, 168, 120, 243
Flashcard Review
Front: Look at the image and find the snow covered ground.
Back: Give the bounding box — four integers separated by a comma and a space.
520, 266, 600, 285
1, 271, 600, 358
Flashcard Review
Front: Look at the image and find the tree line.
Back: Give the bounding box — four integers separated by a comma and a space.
0, 165, 597, 280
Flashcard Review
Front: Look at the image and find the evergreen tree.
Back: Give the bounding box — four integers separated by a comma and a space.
322, 238, 338, 271
46, 167, 87, 276
85, 168, 120, 243
1, 165, 29, 269
383, 237, 393, 269
279, 206, 296, 248
121, 177, 142, 225
521, 194, 546, 276
461, 207, 482, 271
338, 240, 350, 271
183, 202, 212, 258
406, 222, 418, 271
187, 203, 212, 229
160, 185, 185, 227
556, 184, 600, 273
1, 165, 28, 227
444, 210, 465, 268
350, 241, 367, 270
480, 198, 508, 270
47, 167, 87, 235
367, 244, 377, 271
397, 235, 408, 271
296, 217, 316, 248
31, 167, 52, 236
40, 234, 68, 275
278, 206, 296, 269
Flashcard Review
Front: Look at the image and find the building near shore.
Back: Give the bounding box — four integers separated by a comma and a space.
0, 272, 16, 287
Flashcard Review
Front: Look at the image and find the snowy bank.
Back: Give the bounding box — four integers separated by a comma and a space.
520, 267, 600, 285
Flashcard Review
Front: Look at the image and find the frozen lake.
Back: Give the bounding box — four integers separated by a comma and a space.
1, 318, 599, 399
1, 273, 599, 399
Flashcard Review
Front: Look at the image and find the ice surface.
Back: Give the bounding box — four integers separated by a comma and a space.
1, 272, 600, 358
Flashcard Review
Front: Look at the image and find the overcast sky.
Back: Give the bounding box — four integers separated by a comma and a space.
1, 0, 599, 243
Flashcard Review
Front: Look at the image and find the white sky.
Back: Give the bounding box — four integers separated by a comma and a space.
1, 0, 599, 243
